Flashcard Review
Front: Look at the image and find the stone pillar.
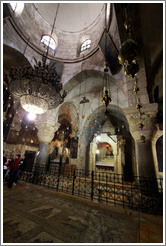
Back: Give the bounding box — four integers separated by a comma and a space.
124, 104, 158, 179
77, 135, 88, 170
36, 142, 49, 167
135, 140, 156, 178
35, 116, 60, 173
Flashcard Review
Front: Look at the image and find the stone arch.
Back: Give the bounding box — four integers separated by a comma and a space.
3, 44, 30, 74
148, 51, 163, 103
152, 130, 163, 178
78, 103, 134, 174
64, 69, 128, 109
81, 104, 129, 144
58, 102, 78, 134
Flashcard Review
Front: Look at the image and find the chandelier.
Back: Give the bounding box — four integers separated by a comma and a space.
4, 3, 66, 115
4, 55, 66, 114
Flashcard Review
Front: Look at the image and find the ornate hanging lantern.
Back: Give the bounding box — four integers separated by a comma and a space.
101, 89, 112, 108
4, 3, 66, 115
4, 57, 66, 115
118, 39, 139, 66
124, 62, 139, 78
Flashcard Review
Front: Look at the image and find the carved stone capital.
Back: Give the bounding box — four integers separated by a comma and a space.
124, 103, 158, 141
36, 121, 60, 143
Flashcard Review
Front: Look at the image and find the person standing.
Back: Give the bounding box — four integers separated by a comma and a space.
5, 155, 14, 181
14, 155, 26, 184
7, 154, 21, 188
3, 152, 7, 181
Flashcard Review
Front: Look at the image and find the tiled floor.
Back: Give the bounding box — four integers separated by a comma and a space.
3, 181, 163, 243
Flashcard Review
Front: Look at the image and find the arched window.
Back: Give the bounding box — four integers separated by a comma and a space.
41, 35, 57, 51
9, 3, 24, 16
81, 39, 91, 52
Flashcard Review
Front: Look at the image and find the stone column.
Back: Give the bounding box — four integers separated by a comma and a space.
124, 104, 158, 179
35, 116, 60, 173
77, 135, 88, 170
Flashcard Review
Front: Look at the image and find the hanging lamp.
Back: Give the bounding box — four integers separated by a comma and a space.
118, 4, 140, 77
4, 3, 66, 115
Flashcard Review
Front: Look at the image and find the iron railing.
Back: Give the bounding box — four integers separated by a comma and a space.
20, 164, 163, 215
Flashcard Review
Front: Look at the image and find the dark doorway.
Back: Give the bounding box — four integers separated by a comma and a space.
124, 137, 134, 182
24, 150, 36, 171
85, 143, 90, 172
156, 136, 163, 172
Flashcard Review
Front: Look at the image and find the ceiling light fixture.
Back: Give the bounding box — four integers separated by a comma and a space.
27, 112, 37, 121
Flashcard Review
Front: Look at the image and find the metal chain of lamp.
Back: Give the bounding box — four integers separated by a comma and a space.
4, 3, 66, 116
101, 20, 112, 115
118, 4, 145, 142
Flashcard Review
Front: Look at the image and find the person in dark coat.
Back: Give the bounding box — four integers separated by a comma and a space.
7, 154, 21, 188
14, 155, 26, 183
3, 152, 7, 180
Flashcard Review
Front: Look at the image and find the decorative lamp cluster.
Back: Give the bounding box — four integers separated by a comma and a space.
134, 78, 146, 142
118, 39, 139, 78
118, 5, 145, 142
118, 6, 140, 78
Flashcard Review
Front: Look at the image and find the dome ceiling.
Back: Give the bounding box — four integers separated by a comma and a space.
8, 3, 106, 61
34, 3, 104, 32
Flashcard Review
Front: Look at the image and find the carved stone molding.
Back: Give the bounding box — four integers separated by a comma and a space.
124, 103, 158, 141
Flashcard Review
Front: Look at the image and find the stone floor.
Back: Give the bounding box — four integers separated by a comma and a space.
3, 181, 163, 244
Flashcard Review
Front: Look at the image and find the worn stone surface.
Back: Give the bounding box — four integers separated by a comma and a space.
3, 181, 163, 243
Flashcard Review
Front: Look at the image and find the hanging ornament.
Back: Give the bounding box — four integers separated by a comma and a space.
140, 135, 146, 143
136, 103, 142, 110
80, 96, 89, 104
121, 138, 126, 145
124, 62, 139, 78
133, 84, 140, 93
90, 123, 93, 128
101, 90, 111, 108
118, 39, 140, 66
136, 98, 142, 110
138, 122, 144, 130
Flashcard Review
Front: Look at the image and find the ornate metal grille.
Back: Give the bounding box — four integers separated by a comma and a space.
20, 165, 163, 215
